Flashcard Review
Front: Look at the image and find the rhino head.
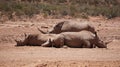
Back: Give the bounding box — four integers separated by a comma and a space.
15, 39, 26, 46
48, 21, 66, 34
15, 33, 28, 46
96, 40, 107, 48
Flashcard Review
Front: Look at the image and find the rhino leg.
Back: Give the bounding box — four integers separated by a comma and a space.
41, 39, 52, 47
82, 40, 91, 48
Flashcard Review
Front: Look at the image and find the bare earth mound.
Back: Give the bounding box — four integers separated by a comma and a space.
0, 17, 120, 67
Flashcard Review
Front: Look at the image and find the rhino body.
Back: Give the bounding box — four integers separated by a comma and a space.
44, 21, 96, 34
15, 33, 56, 46
41, 30, 107, 48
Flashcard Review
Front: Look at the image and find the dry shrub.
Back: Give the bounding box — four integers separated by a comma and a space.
0, 0, 120, 20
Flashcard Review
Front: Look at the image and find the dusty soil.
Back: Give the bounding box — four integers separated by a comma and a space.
0, 17, 120, 67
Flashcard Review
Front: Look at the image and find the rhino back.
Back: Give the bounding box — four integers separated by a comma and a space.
61, 21, 95, 33
62, 31, 95, 40
61, 31, 95, 47
26, 34, 55, 46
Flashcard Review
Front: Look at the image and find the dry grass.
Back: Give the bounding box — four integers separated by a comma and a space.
0, 0, 120, 21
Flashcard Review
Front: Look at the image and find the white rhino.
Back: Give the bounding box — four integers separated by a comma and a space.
15, 33, 56, 46
38, 21, 96, 34
41, 30, 107, 48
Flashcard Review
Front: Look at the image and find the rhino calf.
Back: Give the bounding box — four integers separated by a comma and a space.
41, 30, 107, 48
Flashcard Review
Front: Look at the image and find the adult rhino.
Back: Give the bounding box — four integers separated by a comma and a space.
38, 21, 96, 34
15, 33, 56, 46
41, 30, 107, 48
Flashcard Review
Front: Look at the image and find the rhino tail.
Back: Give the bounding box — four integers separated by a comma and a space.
37, 28, 47, 34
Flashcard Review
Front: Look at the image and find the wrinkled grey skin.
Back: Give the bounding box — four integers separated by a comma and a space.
39, 21, 96, 34
15, 33, 56, 46
41, 30, 107, 48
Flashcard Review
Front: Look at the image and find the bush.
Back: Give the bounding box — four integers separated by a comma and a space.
0, 0, 120, 19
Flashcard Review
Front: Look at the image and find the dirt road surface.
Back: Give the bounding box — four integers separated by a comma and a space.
0, 17, 120, 67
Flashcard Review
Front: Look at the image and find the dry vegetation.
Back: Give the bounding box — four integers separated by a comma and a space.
0, 0, 120, 22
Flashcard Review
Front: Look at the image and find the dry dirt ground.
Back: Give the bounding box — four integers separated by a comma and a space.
0, 17, 120, 67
